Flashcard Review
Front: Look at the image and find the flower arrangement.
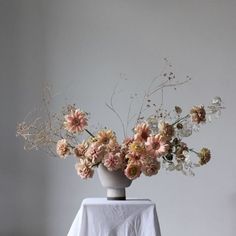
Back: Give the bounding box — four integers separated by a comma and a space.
16, 63, 224, 180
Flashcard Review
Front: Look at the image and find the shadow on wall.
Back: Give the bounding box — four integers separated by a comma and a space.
0, 1, 49, 235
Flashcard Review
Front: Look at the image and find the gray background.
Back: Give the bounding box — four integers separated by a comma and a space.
1, 0, 236, 235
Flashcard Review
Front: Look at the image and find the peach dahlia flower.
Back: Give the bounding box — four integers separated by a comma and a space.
56, 139, 70, 158
96, 129, 115, 144
85, 142, 105, 164
124, 162, 141, 180
134, 122, 151, 142
74, 141, 89, 158
75, 159, 94, 179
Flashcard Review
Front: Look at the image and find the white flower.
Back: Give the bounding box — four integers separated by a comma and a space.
176, 122, 193, 137
212, 97, 222, 106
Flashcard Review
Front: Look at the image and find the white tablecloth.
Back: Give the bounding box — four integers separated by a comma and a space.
67, 198, 161, 236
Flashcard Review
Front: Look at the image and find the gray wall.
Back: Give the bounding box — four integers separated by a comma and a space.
1, 0, 236, 235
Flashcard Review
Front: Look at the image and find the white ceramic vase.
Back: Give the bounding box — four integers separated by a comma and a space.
97, 164, 132, 200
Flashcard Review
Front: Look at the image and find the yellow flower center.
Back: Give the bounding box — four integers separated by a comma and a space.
130, 167, 137, 176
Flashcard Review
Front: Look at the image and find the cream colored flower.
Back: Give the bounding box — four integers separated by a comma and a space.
190, 106, 206, 124
198, 148, 211, 165
96, 129, 115, 144
175, 142, 188, 161
158, 121, 175, 141
96, 129, 118, 150
56, 139, 70, 158
128, 140, 146, 156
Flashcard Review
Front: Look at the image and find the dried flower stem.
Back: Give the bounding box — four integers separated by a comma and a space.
85, 129, 95, 138
105, 80, 127, 138
172, 114, 190, 126
189, 149, 199, 155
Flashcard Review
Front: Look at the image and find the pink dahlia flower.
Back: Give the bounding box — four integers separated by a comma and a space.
85, 142, 105, 164
141, 158, 160, 176
75, 159, 94, 179
134, 122, 151, 142
124, 162, 141, 180
103, 152, 123, 171
145, 134, 169, 158
64, 109, 88, 133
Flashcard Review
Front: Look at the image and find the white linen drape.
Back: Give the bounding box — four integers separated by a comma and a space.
68, 198, 161, 236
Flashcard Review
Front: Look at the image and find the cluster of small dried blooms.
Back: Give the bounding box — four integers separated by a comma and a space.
52, 96, 223, 179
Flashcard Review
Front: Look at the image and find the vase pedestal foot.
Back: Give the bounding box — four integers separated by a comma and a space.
107, 188, 126, 200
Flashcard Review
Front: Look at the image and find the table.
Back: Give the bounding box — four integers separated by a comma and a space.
67, 198, 161, 236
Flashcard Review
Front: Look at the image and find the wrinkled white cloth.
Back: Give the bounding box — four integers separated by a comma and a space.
67, 198, 161, 236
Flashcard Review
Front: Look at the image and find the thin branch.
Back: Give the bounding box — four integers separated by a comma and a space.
105, 80, 126, 138
106, 103, 126, 138
149, 79, 190, 96
172, 114, 190, 126
125, 101, 133, 137
85, 129, 95, 138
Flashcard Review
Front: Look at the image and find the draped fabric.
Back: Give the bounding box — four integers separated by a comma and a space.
68, 198, 161, 236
